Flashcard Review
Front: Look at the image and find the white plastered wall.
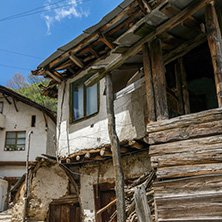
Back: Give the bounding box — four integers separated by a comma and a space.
57, 77, 147, 157
0, 96, 56, 178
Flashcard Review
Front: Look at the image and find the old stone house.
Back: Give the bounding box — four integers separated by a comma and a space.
12, 0, 222, 221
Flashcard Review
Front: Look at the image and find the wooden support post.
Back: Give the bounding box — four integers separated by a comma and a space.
179, 57, 190, 114
150, 38, 169, 120
216, 7, 222, 35
175, 62, 184, 115
105, 73, 126, 222
22, 131, 33, 222
142, 43, 156, 122
205, 2, 222, 107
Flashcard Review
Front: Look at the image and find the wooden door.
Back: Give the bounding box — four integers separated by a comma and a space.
94, 183, 116, 222
49, 203, 80, 222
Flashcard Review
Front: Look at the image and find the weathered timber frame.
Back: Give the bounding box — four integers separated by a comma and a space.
105, 73, 126, 221
205, 1, 222, 107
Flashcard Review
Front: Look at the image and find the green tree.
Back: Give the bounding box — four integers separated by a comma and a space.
6, 73, 57, 112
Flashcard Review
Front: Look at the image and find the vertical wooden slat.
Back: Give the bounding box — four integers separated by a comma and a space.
175, 62, 184, 115
150, 38, 169, 120
143, 43, 156, 122
61, 205, 70, 222
179, 57, 190, 114
205, 1, 222, 107
105, 73, 126, 222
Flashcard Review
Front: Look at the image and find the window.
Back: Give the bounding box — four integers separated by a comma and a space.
31, 115, 36, 127
70, 82, 99, 122
5, 131, 26, 151
0, 102, 3, 114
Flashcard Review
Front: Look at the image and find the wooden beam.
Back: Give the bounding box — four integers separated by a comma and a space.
12, 98, 19, 112
128, 141, 144, 149
3, 94, 11, 105
45, 71, 62, 83
100, 35, 115, 50
179, 57, 190, 114
160, 2, 202, 32
97, 199, 117, 215
150, 38, 168, 120
105, 73, 126, 222
164, 32, 207, 65
175, 62, 184, 115
137, 0, 149, 15
88, 46, 99, 58
86, 0, 211, 87
205, 2, 222, 107
142, 43, 156, 122
0, 161, 27, 166
69, 53, 84, 68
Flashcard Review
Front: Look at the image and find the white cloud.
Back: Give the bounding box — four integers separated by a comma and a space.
42, 0, 89, 35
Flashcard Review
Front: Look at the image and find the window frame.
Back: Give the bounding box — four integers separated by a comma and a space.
70, 81, 100, 123
5, 131, 26, 151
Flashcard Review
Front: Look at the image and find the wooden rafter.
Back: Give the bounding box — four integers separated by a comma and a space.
88, 46, 99, 58
69, 53, 84, 68
45, 70, 62, 83
100, 36, 115, 50
163, 32, 207, 65
12, 98, 18, 112
85, 0, 211, 87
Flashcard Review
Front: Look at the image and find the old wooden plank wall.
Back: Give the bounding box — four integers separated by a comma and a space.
148, 108, 222, 221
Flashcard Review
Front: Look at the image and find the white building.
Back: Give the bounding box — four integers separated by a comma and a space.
0, 85, 56, 192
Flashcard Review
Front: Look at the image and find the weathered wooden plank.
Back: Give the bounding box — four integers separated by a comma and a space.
205, 2, 222, 107
150, 38, 168, 120
148, 120, 222, 144
159, 219, 222, 222
105, 73, 126, 222
156, 163, 222, 179
151, 147, 222, 168
156, 193, 222, 219
134, 185, 152, 222
175, 62, 184, 115
154, 174, 222, 198
150, 134, 222, 156
143, 43, 156, 122
179, 57, 190, 114
45, 71, 62, 83
147, 107, 222, 133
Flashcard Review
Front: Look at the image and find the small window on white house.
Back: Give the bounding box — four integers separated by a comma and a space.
70, 82, 99, 122
5, 131, 26, 151
31, 115, 36, 127
0, 102, 3, 114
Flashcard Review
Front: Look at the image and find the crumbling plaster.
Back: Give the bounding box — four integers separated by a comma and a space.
12, 164, 69, 222
57, 78, 147, 157
78, 150, 151, 222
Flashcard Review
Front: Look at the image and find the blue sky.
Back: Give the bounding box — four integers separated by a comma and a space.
0, 0, 122, 86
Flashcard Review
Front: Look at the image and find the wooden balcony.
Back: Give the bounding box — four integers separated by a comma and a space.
147, 107, 222, 221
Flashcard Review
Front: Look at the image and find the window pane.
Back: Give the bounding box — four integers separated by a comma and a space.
17, 132, 26, 138
6, 139, 16, 145
7, 132, 16, 139
17, 138, 25, 145
73, 85, 84, 120
86, 84, 98, 116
